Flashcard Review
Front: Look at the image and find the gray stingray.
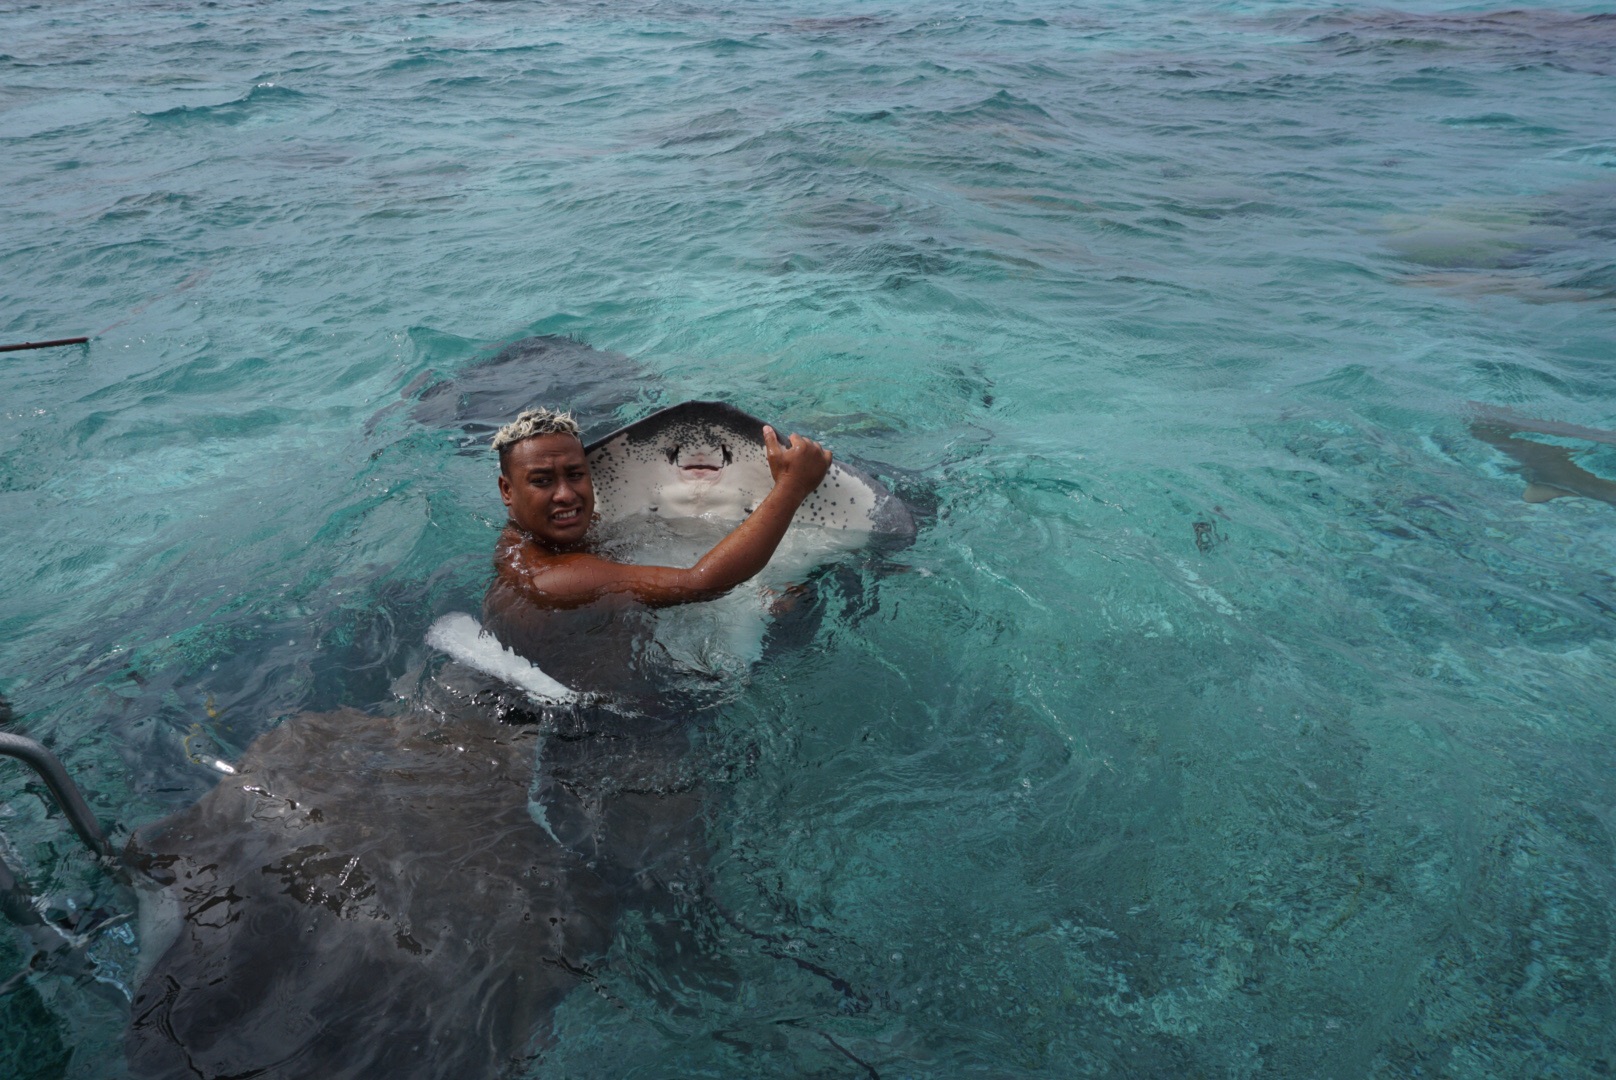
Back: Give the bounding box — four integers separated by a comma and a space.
124, 699, 618, 1080
407, 334, 646, 446
1468, 403, 1616, 508
108, 342, 913, 1077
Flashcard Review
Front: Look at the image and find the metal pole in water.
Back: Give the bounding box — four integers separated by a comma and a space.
0, 733, 112, 859
0, 336, 90, 353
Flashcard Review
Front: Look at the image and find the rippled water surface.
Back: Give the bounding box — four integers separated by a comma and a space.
4, 0, 1616, 1076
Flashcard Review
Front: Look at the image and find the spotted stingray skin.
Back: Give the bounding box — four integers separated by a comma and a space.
585, 401, 914, 536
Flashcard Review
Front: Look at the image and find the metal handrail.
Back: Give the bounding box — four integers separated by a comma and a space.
0, 733, 112, 860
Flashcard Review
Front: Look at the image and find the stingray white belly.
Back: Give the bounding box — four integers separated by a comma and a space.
584, 401, 915, 537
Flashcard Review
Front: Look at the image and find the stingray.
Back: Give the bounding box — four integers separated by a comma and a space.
4, 338, 915, 1077
79, 341, 914, 1077
585, 399, 915, 540
403, 334, 647, 448
1468, 403, 1616, 508
1386, 181, 1616, 307
457, 399, 916, 706
123, 701, 616, 1080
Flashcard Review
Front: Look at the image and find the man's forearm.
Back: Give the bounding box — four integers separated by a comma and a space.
685, 481, 810, 593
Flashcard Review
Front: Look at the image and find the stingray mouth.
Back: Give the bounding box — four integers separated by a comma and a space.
668, 443, 732, 478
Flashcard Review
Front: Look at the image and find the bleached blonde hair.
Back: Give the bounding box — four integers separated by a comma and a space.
493, 407, 582, 467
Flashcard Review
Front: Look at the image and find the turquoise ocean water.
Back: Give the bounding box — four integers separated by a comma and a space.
4, 1, 1616, 1075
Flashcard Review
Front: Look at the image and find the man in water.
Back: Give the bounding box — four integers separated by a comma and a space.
489, 406, 832, 610
480, 405, 832, 898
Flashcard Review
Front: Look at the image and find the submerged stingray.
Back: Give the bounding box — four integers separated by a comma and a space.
1402, 270, 1608, 306
125, 699, 617, 1080
1469, 403, 1616, 507
1385, 181, 1616, 307
104, 344, 917, 1077
389, 334, 647, 448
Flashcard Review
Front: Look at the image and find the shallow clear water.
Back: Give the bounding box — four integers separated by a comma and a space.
3, 0, 1616, 1075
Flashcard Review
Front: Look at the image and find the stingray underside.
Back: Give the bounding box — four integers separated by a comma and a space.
585, 400, 916, 540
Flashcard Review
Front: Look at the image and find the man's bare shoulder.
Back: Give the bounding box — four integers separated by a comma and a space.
496, 527, 608, 598
495, 525, 587, 574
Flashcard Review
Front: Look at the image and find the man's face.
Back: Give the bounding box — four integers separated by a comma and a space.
498, 434, 595, 549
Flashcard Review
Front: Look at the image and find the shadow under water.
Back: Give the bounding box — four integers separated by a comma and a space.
402, 334, 649, 451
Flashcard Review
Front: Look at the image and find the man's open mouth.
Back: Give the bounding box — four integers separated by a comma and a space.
552, 509, 583, 523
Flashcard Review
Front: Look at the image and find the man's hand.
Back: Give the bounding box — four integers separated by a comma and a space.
763, 425, 832, 496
